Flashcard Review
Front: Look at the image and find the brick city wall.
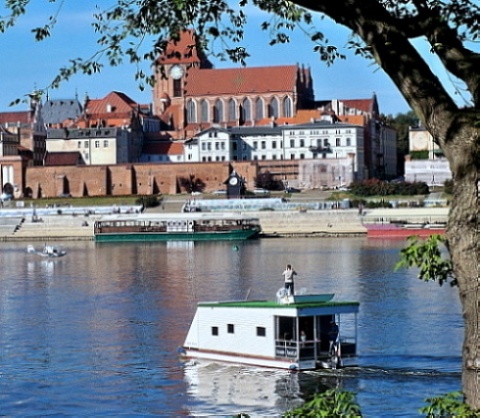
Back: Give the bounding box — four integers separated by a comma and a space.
24, 161, 262, 198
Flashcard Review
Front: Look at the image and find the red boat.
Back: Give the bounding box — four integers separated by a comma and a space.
364, 222, 446, 238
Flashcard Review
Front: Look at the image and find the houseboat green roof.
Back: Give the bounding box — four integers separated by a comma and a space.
197, 300, 359, 309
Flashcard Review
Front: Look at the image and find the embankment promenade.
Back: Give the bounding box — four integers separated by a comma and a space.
0, 196, 449, 241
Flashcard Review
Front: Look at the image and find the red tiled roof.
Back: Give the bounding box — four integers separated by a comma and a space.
184, 65, 298, 96
85, 91, 137, 115
143, 142, 184, 155
340, 99, 373, 113
340, 115, 368, 126
0, 111, 30, 124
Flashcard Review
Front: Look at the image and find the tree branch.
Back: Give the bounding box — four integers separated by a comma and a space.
293, 0, 460, 131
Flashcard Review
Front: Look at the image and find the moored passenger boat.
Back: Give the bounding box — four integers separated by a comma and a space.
94, 212, 261, 242
181, 291, 359, 370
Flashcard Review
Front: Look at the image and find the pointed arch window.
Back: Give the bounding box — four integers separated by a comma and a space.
228, 99, 236, 121
241, 98, 251, 122
186, 100, 197, 123
283, 96, 292, 118
200, 99, 209, 123
268, 97, 279, 118
213, 99, 223, 123
255, 98, 264, 120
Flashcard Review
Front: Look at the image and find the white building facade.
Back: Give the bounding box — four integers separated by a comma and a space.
191, 121, 366, 183
46, 127, 130, 165
405, 126, 451, 186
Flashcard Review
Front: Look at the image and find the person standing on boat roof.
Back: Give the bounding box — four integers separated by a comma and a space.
282, 264, 297, 296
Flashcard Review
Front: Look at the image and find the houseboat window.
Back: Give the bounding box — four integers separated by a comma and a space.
211, 326, 219, 336
256, 327, 266, 337
276, 316, 296, 341
227, 324, 234, 334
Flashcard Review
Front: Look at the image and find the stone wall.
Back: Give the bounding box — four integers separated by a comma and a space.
24, 161, 260, 198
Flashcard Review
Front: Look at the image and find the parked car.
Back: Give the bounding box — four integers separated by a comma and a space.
212, 189, 227, 195
0, 193, 12, 201
253, 188, 270, 195
284, 187, 301, 193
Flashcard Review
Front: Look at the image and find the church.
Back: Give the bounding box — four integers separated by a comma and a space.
152, 30, 316, 139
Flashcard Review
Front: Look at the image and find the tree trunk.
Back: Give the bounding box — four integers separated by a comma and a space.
444, 125, 479, 408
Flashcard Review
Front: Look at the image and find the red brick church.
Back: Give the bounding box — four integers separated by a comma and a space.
153, 30, 316, 139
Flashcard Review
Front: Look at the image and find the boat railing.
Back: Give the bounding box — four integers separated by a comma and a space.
275, 340, 323, 360
275, 339, 298, 359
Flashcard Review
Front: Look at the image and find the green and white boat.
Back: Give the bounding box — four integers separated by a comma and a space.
94, 212, 261, 242
181, 291, 359, 370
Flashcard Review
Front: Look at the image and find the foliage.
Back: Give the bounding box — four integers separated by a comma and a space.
395, 235, 456, 287
410, 150, 430, 160
349, 179, 429, 197
420, 391, 480, 417
135, 195, 161, 208
255, 171, 284, 191
178, 174, 206, 194
284, 389, 362, 417
389, 110, 418, 174
443, 179, 454, 195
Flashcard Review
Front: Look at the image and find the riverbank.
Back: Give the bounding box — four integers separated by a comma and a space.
0, 203, 449, 241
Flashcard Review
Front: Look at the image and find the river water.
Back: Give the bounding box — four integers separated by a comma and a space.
0, 238, 462, 416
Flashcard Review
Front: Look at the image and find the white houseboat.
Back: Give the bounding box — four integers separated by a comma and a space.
181, 292, 359, 370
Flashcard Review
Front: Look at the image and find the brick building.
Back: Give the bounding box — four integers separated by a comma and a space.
153, 30, 315, 139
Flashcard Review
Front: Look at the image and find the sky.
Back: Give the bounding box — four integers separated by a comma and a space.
0, 2, 473, 117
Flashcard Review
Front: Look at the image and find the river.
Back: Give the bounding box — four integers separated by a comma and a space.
0, 237, 462, 416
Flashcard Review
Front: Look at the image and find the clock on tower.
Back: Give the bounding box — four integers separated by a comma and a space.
226, 171, 243, 198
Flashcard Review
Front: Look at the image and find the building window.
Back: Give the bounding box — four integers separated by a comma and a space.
103, 140, 108, 147
84, 141, 88, 148
268, 97, 279, 118
241, 98, 251, 122
228, 324, 234, 334
212, 326, 219, 336
186, 100, 196, 123
300, 139, 305, 147
215, 142, 219, 150
346, 138, 351, 146
253, 141, 258, 149
77, 141, 81, 148
257, 327, 266, 337
336, 138, 341, 146
200, 100, 209, 123
283, 96, 292, 117
173, 79, 182, 97
272, 141, 277, 149
95, 140, 100, 148
228, 99, 236, 121
261, 141, 266, 149
300, 153, 305, 159
255, 98, 264, 120
290, 139, 295, 147
213, 99, 223, 123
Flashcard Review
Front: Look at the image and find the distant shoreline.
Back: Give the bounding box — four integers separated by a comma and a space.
0, 206, 448, 242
